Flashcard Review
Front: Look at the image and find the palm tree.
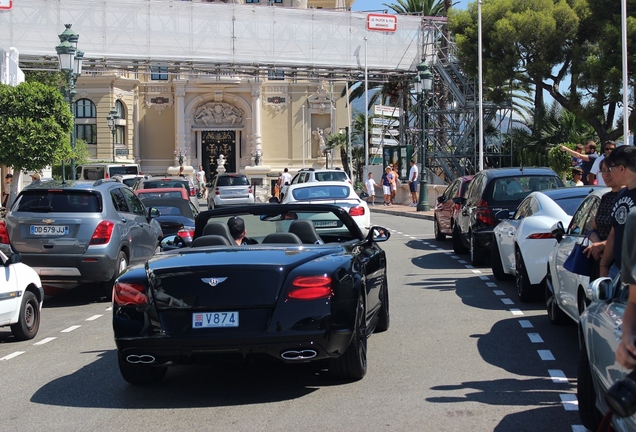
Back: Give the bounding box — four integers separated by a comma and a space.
383, 0, 445, 16
326, 132, 350, 175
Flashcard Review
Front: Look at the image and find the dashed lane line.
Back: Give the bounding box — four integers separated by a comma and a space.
86, 314, 103, 321
549, 369, 569, 384
1, 351, 25, 361
33, 337, 56, 345
61, 325, 82, 333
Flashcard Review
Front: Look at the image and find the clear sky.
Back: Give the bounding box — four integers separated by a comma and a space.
351, 0, 469, 13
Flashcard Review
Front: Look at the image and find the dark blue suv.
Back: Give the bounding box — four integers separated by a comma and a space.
452, 167, 564, 266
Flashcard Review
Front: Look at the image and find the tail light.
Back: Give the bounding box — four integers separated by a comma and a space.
475, 199, 495, 225
0, 221, 9, 244
105, 173, 110, 179
349, 206, 366, 216
90, 220, 115, 245
177, 227, 195, 244
215, 187, 220, 195
113, 282, 148, 305
249, 187, 253, 194
190, 188, 196, 197
287, 275, 333, 300
527, 233, 555, 239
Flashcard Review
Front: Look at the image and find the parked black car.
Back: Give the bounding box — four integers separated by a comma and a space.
452, 167, 564, 266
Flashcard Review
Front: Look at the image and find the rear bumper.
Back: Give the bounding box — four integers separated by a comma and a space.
210, 196, 255, 207
20, 252, 117, 283
473, 228, 495, 251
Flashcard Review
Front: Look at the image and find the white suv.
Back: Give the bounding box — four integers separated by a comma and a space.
280, 168, 351, 200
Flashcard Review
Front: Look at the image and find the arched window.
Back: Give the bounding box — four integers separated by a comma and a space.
114, 100, 126, 146
74, 98, 97, 144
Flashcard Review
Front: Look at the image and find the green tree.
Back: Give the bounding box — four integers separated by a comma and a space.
326, 132, 351, 176
383, 0, 445, 15
0, 82, 73, 202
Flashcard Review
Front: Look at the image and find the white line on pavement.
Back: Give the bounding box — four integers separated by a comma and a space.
61, 325, 81, 333
493, 290, 505, 295
486, 282, 497, 287
560, 393, 578, 411
538, 350, 555, 361
501, 298, 514, 305
472, 269, 482, 274
0, 351, 25, 361
33, 337, 56, 345
519, 320, 533, 328
548, 370, 568, 383
528, 333, 544, 343
510, 309, 524, 315
86, 315, 103, 321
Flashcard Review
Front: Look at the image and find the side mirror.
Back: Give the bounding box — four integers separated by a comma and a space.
368, 226, 390, 242
494, 210, 510, 220
437, 196, 445, 203
148, 207, 161, 218
551, 221, 565, 243
8, 253, 21, 265
588, 277, 614, 302
452, 196, 465, 205
160, 235, 186, 251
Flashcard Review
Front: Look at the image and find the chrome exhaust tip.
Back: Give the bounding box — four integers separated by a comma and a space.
126, 354, 156, 364
281, 349, 318, 360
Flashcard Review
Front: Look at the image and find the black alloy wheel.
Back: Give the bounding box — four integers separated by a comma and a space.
515, 248, 534, 302
329, 294, 368, 381
470, 233, 486, 267
545, 268, 567, 325
577, 342, 603, 430
434, 216, 446, 241
375, 277, 390, 333
452, 225, 468, 254
490, 240, 509, 281
10, 291, 40, 341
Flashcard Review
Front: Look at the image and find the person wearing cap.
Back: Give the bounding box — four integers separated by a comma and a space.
566, 167, 584, 187
227, 216, 248, 245
2, 173, 12, 207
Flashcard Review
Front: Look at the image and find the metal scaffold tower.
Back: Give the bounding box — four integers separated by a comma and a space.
408, 17, 514, 182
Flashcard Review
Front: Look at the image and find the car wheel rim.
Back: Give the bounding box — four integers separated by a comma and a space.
24, 301, 35, 329
118, 256, 127, 274
434, 218, 439, 237
357, 297, 367, 370
515, 251, 523, 294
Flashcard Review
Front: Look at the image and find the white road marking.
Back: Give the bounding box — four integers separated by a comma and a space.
479, 276, 490, 280
472, 269, 482, 274
538, 350, 555, 360
519, 320, 533, 328
493, 290, 505, 296
548, 370, 568, 383
105, 306, 112, 311
1, 351, 25, 361
451, 255, 459, 259
560, 393, 578, 411
486, 282, 497, 287
34, 337, 57, 345
86, 315, 103, 321
528, 333, 544, 343
436, 248, 445, 251
421, 241, 430, 245
409, 236, 417, 239
510, 309, 524, 315
444, 251, 452, 255
572, 426, 588, 432
458, 260, 467, 264
396, 231, 403, 234
61, 325, 81, 333
501, 298, 514, 305
466, 265, 475, 269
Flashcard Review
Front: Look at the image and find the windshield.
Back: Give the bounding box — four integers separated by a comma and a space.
490, 176, 562, 203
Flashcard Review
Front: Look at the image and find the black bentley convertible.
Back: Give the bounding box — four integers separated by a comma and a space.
113, 204, 390, 385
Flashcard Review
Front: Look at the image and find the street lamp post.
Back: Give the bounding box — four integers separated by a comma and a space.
107, 107, 119, 163
174, 149, 187, 167
416, 63, 433, 212
55, 24, 83, 180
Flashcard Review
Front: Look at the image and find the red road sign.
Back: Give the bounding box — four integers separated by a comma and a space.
367, 13, 397, 33
0, 0, 12, 10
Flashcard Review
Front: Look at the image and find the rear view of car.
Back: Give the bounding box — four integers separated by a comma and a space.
133, 176, 199, 210
207, 173, 254, 209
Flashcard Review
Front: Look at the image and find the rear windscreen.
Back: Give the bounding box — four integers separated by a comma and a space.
292, 185, 351, 200
315, 172, 348, 182
14, 191, 101, 213
216, 176, 249, 187
144, 181, 190, 192
109, 166, 139, 176
490, 176, 562, 202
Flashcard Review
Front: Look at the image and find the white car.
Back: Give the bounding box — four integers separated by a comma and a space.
280, 168, 351, 200
0, 247, 43, 340
491, 187, 599, 302
544, 188, 610, 324
280, 181, 370, 234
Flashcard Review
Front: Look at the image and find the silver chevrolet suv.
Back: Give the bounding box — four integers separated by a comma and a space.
0, 179, 163, 291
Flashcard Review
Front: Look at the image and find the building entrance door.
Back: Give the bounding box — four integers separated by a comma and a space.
202, 130, 237, 177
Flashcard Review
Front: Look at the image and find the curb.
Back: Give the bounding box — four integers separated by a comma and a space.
370, 207, 435, 221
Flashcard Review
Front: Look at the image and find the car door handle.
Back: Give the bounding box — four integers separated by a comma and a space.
615, 326, 623, 341
507, 230, 515, 237
121, 218, 127, 223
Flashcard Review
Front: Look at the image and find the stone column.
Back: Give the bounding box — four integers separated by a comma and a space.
251, 84, 262, 166
173, 81, 188, 166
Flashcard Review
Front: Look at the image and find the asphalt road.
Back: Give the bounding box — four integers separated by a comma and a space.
0, 213, 586, 432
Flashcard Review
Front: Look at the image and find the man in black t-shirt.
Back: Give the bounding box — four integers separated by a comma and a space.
599, 145, 636, 279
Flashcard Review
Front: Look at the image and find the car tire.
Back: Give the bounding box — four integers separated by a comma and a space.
10, 291, 40, 341
469, 233, 486, 267
434, 216, 446, 241
452, 225, 468, 254
577, 342, 603, 431
101, 251, 128, 299
375, 277, 390, 333
490, 240, 509, 281
515, 248, 534, 302
545, 269, 567, 325
329, 294, 367, 381
577, 288, 590, 318
117, 353, 167, 385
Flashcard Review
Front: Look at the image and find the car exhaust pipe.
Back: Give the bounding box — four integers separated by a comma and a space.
126, 354, 156, 364
281, 349, 318, 360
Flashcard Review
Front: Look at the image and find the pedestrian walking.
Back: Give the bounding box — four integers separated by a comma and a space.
2, 173, 12, 208
365, 172, 376, 206
408, 159, 419, 206
381, 167, 393, 206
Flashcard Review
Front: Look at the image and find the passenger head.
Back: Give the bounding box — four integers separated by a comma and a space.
227, 216, 246, 244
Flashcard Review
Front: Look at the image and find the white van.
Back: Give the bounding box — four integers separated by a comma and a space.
76, 163, 141, 180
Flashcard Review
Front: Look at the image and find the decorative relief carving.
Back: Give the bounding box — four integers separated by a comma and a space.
145, 95, 173, 115
308, 80, 333, 115
263, 84, 290, 114
194, 102, 244, 127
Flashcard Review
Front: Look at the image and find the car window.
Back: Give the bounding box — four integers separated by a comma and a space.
553, 196, 590, 216
465, 174, 481, 199
513, 197, 534, 219
292, 185, 350, 200
121, 187, 146, 216
144, 180, 190, 192
490, 176, 560, 203
14, 191, 100, 213
316, 172, 347, 182
443, 180, 458, 201
568, 195, 600, 235
110, 188, 129, 213
459, 179, 471, 197
109, 166, 139, 176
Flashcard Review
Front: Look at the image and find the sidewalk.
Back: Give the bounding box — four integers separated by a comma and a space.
369, 202, 435, 221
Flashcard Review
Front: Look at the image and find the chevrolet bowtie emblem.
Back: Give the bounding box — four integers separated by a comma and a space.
42, 219, 54, 224
201, 277, 227, 287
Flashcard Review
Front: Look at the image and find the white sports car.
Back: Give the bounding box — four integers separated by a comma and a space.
0, 247, 44, 340
277, 181, 370, 234
545, 188, 610, 324
491, 187, 601, 302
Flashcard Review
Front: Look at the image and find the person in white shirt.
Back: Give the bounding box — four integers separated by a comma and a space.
281, 168, 293, 186
589, 140, 616, 186
365, 172, 376, 206
408, 159, 419, 206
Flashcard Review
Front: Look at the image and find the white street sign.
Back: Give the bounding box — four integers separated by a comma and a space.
372, 128, 399, 136
367, 14, 398, 33
371, 137, 399, 146
372, 118, 400, 126
0, 0, 12, 10
370, 147, 382, 155
373, 105, 401, 117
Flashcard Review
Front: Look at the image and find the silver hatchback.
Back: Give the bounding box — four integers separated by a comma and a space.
0, 179, 163, 291
207, 173, 254, 209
